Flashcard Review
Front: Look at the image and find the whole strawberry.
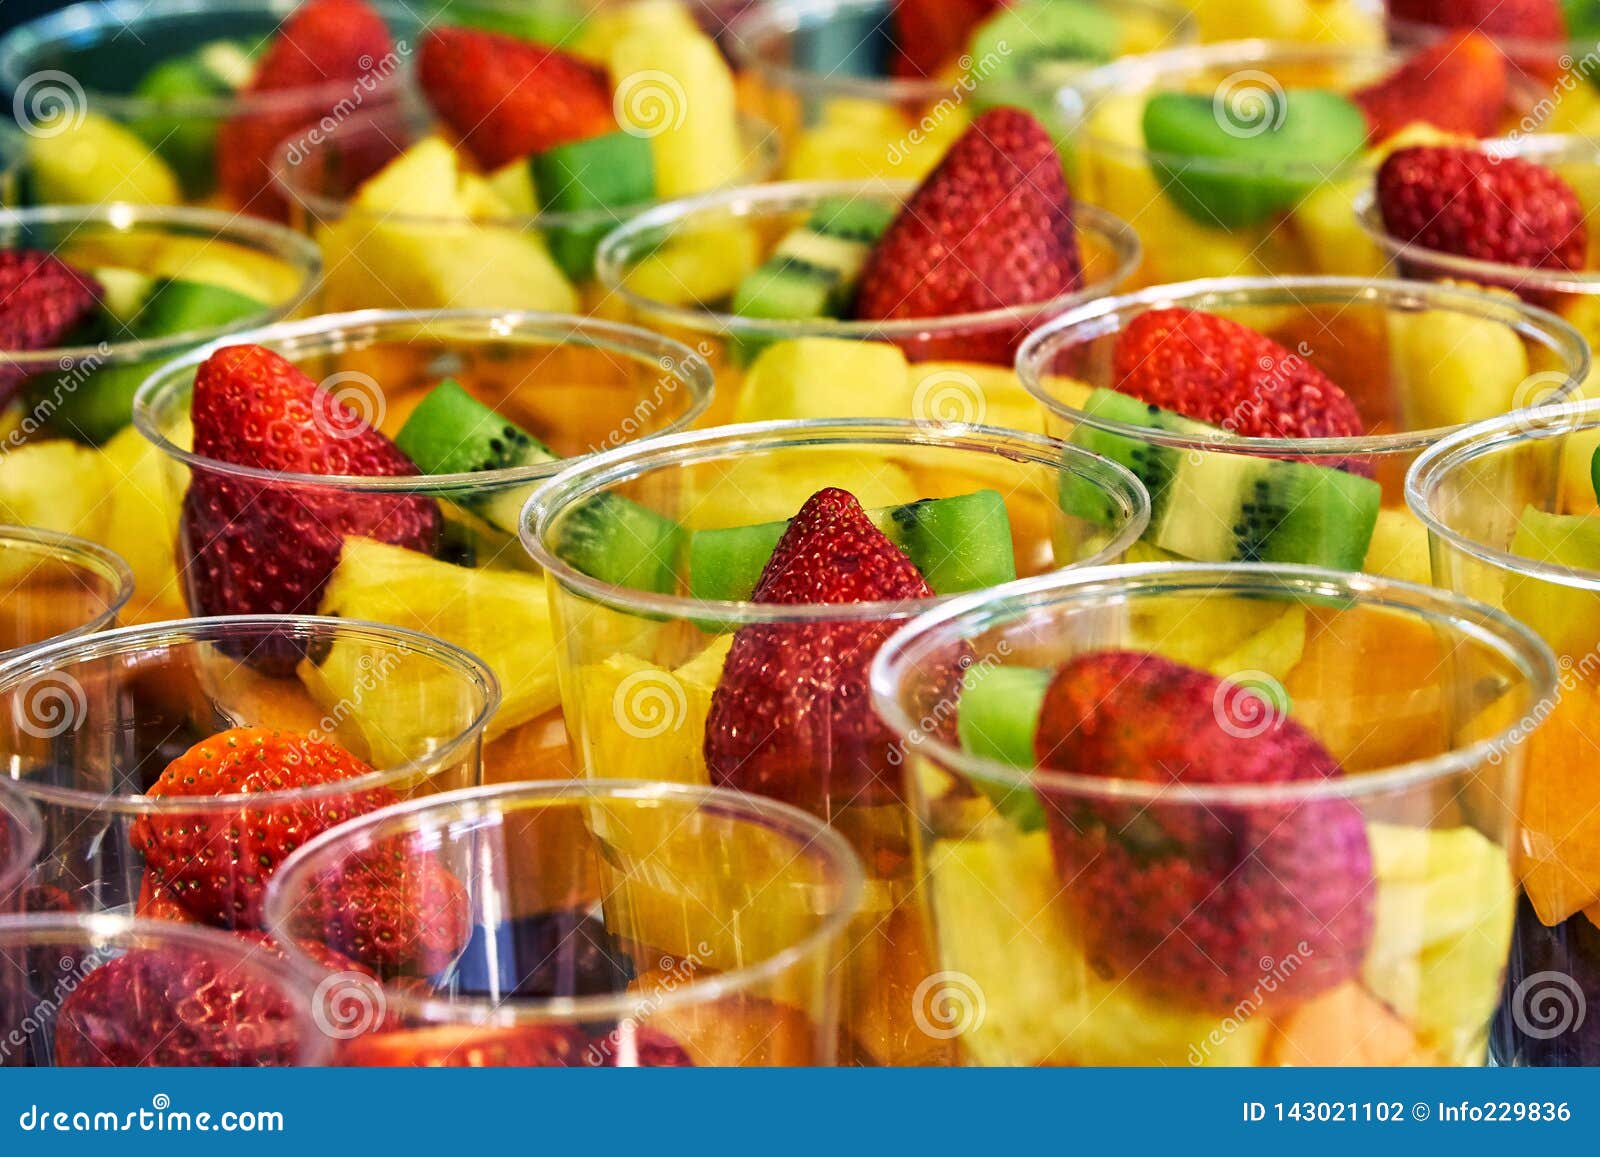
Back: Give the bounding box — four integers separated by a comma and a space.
854, 108, 1082, 364
1377, 146, 1588, 273
55, 943, 306, 1066
289, 838, 470, 977
1033, 650, 1374, 1013
1112, 308, 1365, 440
704, 487, 955, 815
890, 0, 1003, 78
418, 28, 615, 171
129, 727, 396, 929
1352, 31, 1509, 143
0, 251, 103, 404
217, 0, 397, 218
181, 344, 440, 626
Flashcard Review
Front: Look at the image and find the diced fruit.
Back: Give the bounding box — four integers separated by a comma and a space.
966, 0, 1119, 85
914, 361, 1051, 434
1361, 822, 1515, 1063
421, 27, 614, 171
609, 29, 742, 198
1111, 307, 1365, 439
576, 0, 701, 60
1352, 32, 1509, 143
1389, 0, 1566, 43
693, 454, 919, 527
1376, 146, 1588, 272
530, 131, 657, 281
0, 250, 103, 405
890, 0, 1001, 78
0, 440, 112, 542
1266, 982, 1435, 1065
704, 488, 953, 813
313, 536, 560, 736
100, 423, 184, 616
1514, 681, 1600, 923
574, 636, 730, 786
734, 337, 912, 423
855, 108, 1081, 364
1033, 650, 1375, 1012
618, 223, 760, 306
927, 833, 1272, 1064
1387, 296, 1531, 428
1142, 88, 1368, 227
730, 197, 895, 350
25, 112, 180, 205
1362, 509, 1432, 586
1123, 573, 1309, 683
130, 40, 255, 193
1069, 389, 1381, 569
548, 492, 685, 595
182, 345, 441, 622
688, 489, 1016, 601
129, 727, 393, 928
955, 664, 1049, 829
1506, 506, 1600, 660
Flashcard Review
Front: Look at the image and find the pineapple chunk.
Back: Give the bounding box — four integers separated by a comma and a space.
0, 441, 113, 542
574, 635, 730, 785
99, 424, 184, 618
735, 339, 913, 423
26, 111, 180, 205
609, 29, 742, 197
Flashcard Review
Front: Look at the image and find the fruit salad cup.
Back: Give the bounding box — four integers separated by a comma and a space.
870, 561, 1558, 1066
0, 203, 321, 621
1408, 398, 1600, 1065
133, 310, 714, 784
0, 614, 497, 930
262, 780, 865, 1066
1063, 36, 1533, 287
272, 102, 779, 315
595, 179, 1142, 427
0, 527, 133, 659
729, 0, 1197, 182
0, 0, 420, 216
521, 418, 1149, 1065
1017, 275, 1590, 586
0, 914, 335, 1066
0, 786, 43, 916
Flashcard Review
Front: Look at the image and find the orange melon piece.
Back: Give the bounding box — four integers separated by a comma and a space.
1518, 682, 1600, 925
1266, 983, 1435, 1066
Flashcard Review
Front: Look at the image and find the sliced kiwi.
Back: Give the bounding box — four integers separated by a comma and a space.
529, 130, 657, 280
687, 489, 1016, 600
956, 664, 1050, 830
1069, 388, 1380, 570
394, 378, 682, 592
129, 40, 255, 196
968, 0, 1119, 83
1140, 88, 1368, 228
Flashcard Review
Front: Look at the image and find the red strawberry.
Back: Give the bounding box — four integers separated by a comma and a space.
135, 876, 197, 923
128, 727, 395, 929
889, 0, 1003, 78
1376, 145, 1588, 275
181, 344, 440, 627
54, 943, 307, 1066
1032, 651, 1374, 1012
417, 27, 615, 171
1112, 308, 1365, 440
704, 488, 954, 815
289, 839, 470, 977
0, 251, 103, 404
854, 108, 1082, 364
1352, 31, 1509, 143
1389, 0, 1565, 37
217, 0, 397, 219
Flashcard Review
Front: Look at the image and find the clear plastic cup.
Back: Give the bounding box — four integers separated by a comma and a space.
0, 527, 133, 658
521, 418, 1148, 1064
1060, 41, 1532, 287
870, 561, 1557, 1066
263, 780, 865, 1066
0, 615, 498, 930
0, 0, 420, 211
1408, 398, 1600, 1065
0, 786, 43, 916
273, 102, 782, 313
594, 179, 1141, 425
729, 0, 1197, 182
133, 309, 714, 785
1017, 275, 1590, 578
0, 913, 335, 1066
